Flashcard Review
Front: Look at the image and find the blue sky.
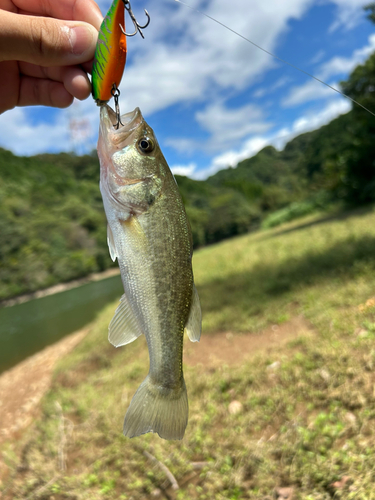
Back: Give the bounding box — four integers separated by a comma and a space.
0, 0, 374, 179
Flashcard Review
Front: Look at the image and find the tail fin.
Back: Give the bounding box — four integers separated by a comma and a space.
123, 375, 188, 440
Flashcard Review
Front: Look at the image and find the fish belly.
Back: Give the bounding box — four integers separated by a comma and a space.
111, 196, 193, 440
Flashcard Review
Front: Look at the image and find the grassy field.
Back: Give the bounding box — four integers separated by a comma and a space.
3, 206, 375, 499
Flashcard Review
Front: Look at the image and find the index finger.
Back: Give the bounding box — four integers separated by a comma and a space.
12, 0, 103, 30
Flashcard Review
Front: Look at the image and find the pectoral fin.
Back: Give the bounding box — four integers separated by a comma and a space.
184, 285, 202, 342
107, 224, 118, 262
109, 294, 143, 347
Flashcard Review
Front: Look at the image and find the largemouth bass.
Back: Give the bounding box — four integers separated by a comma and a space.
97, 105, 202, 440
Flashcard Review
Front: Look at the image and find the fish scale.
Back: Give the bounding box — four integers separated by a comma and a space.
92, 0, 199, 440
98, 105, 201, 440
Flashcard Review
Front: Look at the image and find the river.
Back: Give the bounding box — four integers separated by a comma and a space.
0, 274, 123, 374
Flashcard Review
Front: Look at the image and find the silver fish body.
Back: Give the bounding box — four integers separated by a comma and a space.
97, 105, 201, 440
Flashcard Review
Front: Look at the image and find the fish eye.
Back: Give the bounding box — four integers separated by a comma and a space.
138, 137, 154, 154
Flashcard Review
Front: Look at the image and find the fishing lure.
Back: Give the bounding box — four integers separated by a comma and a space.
92, 0, 150, 124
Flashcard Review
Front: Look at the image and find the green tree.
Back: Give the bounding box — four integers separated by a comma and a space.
364, 2, 375, 24
337, 52, 375, 203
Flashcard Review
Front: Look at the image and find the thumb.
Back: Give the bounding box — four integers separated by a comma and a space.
0, 10, 98, 67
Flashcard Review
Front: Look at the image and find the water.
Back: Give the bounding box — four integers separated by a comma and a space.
0, 275, 123, 374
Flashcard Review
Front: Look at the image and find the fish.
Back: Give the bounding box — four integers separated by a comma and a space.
97, 104, 202, 440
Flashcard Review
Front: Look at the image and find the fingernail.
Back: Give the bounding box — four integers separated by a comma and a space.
69, 25, 95, 56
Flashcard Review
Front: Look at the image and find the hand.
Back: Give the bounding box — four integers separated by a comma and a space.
0, 0, 103, 113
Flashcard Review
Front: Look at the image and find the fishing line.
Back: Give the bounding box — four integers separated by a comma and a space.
174, 0, 375, 118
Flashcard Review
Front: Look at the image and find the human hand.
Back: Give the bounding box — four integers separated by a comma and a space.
0, 0, 103, 113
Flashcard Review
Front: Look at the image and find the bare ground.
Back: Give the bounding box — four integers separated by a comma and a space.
0, 315, 314, 489
184, 315, 313, 368
0, 315, 315, 497
0, 315, 313, 452
0, 329, 88, 447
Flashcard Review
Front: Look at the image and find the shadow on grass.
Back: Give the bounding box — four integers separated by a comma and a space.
198, 233, 375, 319
261, 205, 375, 242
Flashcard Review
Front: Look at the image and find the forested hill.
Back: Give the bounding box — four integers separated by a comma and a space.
0, 41, 374, 301
204, 110, 357, 211
1, 142, 300, 300
0, 149, 110, 301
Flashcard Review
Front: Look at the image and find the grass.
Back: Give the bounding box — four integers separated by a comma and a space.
3, 206, 375, 499
261, 200, 318, 229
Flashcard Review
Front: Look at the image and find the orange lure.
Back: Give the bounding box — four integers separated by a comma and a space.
92, 0, 127, 105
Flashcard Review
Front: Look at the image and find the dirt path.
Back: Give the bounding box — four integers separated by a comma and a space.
0, 329, 88, 446
0, 316, 314, 452
184, 316, 314, 367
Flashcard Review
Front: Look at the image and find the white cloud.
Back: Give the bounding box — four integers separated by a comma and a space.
171, 162, 197, 176
271, 76, 292, 92
164, 136, 198, 154
0, 108, 69, 155
265, 99, 351, 153
309, 49, 326, 65
282, 80, 336, 107
194, 98, 351, 179
289, 99, 351, 135
195, 102, 272, 151
164, 137, 199, 154
329, 0, 369, 31
192, 136, 269, 179
113, 0, 316, 116
253, 76, 292, 99
0, 99, 99, 156
165, 101, 272, 156
282, 33, 375, 108
253, 88, 267, 99
319, 33, 375, 79
0, 0, 370, 159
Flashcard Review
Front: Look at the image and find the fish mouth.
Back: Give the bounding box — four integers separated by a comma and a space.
100, 104, 143, 148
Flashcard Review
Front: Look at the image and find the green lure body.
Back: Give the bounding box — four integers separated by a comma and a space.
92, 0, 127, 105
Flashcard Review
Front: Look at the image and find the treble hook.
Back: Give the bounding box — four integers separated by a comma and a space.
120, 0, 150, 39
111, 84, 124, 129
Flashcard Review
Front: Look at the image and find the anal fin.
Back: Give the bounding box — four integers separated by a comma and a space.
185, 284, 202, 342
109, 293, 143, 347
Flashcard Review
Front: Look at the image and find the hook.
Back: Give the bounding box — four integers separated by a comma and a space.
111, 84, 124, 129
120, 0, 150, 39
